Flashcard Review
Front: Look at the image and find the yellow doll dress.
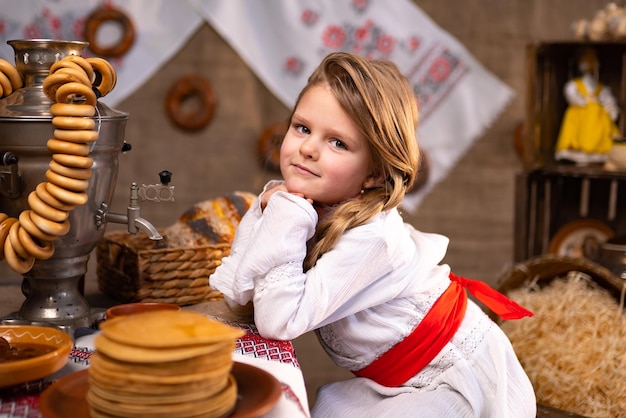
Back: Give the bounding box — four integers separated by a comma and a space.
555, 78, 619, 157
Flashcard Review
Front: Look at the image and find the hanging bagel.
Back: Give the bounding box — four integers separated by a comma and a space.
0, 55, 116, 274
84, 5, 136, 57
165, 75, 217, 131
257, 121, 288, 172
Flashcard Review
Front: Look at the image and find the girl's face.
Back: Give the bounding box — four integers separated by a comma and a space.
280, 83, 380, 206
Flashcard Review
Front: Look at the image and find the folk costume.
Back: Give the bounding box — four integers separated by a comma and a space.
211, 181, 536, 418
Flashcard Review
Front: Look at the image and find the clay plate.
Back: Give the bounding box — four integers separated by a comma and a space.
39, 361, 282, 418
548, 219, 614, 258
0, 325, 73, 388
105, 302, 181, 320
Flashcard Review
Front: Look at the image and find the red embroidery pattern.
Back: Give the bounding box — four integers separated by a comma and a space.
0, 392, 47, 418
69, 347, 95, 366
283, 3, 467, 124
21, 7, 82, 42
284, 56, 305, 76
351, 0, 370, 13
321, 19, 397, 60
0, 6, 126, 67
301, 9, 319, 26
234, 323, 300, 367
281, 382, 308, 415
322, 25, 347, 49
408, 46, 467, 120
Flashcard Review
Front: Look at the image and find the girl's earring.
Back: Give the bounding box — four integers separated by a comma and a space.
360, 189, 365, 195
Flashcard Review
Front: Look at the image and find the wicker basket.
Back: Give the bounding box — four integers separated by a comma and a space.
495, 254, 623, 301
96, 230, 228, 306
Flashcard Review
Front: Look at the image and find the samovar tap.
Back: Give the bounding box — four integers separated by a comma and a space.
96, 171, 174, 240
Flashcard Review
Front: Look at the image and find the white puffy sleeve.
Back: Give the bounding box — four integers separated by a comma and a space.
243, 203, 411, 340
232, 190, 318, 306
563, 79, 586, 106
599, 85, 619, 120
209, 180, 283, 306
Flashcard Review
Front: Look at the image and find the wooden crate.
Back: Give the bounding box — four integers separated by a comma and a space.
515, 42, 626, 261
522, 41, 626, 170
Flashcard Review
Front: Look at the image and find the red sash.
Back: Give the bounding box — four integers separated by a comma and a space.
353, 273, 533, 387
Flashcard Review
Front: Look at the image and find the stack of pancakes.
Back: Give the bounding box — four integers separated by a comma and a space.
87, 310, 245, 418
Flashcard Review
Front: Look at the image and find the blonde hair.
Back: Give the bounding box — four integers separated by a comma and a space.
297, 52, 420, 270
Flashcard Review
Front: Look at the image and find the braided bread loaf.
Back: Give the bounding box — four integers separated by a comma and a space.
160, 191, 256, 248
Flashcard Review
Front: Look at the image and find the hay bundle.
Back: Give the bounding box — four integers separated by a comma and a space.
500, 270, 626, 417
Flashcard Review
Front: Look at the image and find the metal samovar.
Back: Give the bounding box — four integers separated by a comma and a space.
0, 39, 164, 332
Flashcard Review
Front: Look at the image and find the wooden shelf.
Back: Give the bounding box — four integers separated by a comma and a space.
515, 42, 626, 261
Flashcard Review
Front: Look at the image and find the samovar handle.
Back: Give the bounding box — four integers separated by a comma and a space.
0, 151, 21, 198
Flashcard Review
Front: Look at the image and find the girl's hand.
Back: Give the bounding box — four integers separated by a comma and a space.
260, 185, 313, 210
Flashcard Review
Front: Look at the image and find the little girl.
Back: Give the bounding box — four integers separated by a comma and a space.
210, 52, 536, 417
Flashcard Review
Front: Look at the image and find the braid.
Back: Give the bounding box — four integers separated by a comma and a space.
304, 177, 408, 270
304, 192, 384, 270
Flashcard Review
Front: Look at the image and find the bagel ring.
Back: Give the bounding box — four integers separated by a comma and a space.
28, 191, 69, 223
29, 210, 71, 237
52, 153, 94, 170
49, 56, 94, 83
0, 72, 14, 97
0, 59, 23, 90
43, 73, 91, 101
45, 169, 90, 192
51, 67, 91, 87
19, 211, 58, 242
84, 6, 136, 57
52, 116, 96, 131
0, 217, 18, 259
47, 138, 90, 156
50, 103, 95, 118
87, 57, 116, 95
49, 160, 92, 180
18, 226, 54, 260
45, 182, 88, 206
35, 183, 75, 212
257, 121, 288, 172
8, 222, 30, 259
53, 128, 99, 143
165, 75, 217, 131
48, 60, 87, 80
4, 236, 35, 274
55, 82, 97, 106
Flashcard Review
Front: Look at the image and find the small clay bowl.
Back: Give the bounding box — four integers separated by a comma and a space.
106, 302, 181, 320
0, 325, 73, 388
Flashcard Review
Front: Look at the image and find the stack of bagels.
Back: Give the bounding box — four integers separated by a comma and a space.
87, 310, 244, 418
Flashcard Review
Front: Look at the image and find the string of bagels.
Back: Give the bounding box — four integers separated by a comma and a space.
0, 54, 116, 274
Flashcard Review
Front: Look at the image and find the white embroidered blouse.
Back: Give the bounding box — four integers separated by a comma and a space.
210, 181, 536, 417
212, 181, 491, 373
